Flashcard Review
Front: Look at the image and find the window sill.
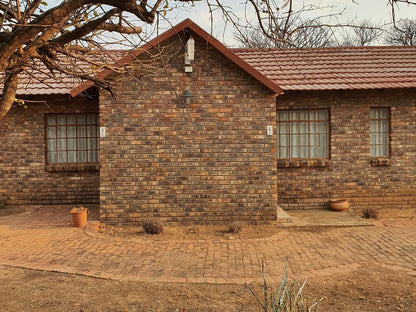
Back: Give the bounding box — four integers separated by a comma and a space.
370, 158, 390, 166
277, 159, 330, 168
46, 163, 100, 172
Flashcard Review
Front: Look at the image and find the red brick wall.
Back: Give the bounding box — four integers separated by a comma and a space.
99, 32, 277, 224
276, 88, 416, 211
0, 95, 99, 204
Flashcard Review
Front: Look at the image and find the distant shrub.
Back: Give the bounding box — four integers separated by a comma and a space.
142, 219, 164, 234
225, 223, 242, 233
363, 208, 378, 219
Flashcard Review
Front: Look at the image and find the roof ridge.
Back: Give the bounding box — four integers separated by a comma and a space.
232, 45, 416, 53
70, 18, 282, 97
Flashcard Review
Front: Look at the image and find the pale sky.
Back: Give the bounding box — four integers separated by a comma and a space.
156, 0, 416, 47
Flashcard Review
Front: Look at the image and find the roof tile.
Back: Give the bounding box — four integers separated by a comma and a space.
233, 46, 416, 91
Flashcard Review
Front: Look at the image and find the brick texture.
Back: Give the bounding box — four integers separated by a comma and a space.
276, 88, 416, 211
99, 32, 277, 224
0, 95, 99, 205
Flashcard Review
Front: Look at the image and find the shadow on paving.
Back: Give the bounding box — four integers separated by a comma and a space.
0, 205, 99, 230
282, 209, 372, 227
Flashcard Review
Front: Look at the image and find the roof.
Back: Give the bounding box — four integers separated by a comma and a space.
4, 20, 416, 96
8, 51, 127, 96
233, 46, 416, 91
70, 19, 282, 97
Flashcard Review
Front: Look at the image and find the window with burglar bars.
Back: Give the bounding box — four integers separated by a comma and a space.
276, 109, 329, 159
370, 108, 390, 157
45, 113, 99, 164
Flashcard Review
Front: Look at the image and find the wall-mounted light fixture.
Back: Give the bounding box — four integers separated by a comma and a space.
184, 90, 192, 105
184, 36, 195, 73
185, 36, 195, 65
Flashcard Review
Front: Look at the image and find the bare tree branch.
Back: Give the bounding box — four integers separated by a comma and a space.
385, 19, 416, 45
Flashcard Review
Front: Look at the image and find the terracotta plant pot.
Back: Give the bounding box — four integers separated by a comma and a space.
329, 199, 349, 212
70, 207, 88, 227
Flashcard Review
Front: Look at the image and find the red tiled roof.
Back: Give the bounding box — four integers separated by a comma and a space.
233, 46, 416, 91
70, 19, 282, 96
4, 22, 416, 96
6, 50, 127, 96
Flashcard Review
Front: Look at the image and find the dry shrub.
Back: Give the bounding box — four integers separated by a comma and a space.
0, 197, 5, 209
142, 219, 164, 235
363, 208, 378, 219
225, 223, 242, 233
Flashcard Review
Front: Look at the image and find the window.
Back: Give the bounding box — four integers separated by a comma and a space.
370, 108, 390, 157
276, 109, 329, 159
45, 113, 99, 164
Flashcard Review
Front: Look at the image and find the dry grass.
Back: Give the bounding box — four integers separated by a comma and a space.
362, 207, 379, 219
142, 219, 164, 234
377, 207, 416, 219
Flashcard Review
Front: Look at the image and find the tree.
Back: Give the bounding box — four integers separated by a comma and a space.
1, 0, 415, 121
0, 0, 191, 120
235, 16, 335, 49
385, 19, 416, 45
339, 20, 382, 47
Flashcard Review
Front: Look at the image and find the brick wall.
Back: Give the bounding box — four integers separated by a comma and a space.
276, 88, 416, 211
99, 32, 277, 224
0, 94, 99, 205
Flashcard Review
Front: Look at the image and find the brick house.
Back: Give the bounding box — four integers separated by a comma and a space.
1, 19, 416, 224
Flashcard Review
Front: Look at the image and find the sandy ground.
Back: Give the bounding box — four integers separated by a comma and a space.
0, 206, 415, 311
0, 264, 415, 312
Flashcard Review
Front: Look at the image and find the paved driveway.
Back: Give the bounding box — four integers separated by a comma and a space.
0, 206, 415, 284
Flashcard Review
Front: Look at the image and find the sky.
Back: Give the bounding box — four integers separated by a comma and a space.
156, 0, 416, 47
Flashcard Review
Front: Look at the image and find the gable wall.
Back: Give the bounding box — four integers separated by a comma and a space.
99, 32, 277, 224
276, 88, 416, 211
0, 95, 99, 205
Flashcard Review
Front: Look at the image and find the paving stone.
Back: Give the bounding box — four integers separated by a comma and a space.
0, 206, 415, 284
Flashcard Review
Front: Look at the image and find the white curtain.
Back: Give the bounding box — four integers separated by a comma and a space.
277, 109, 328, 159
46, 114, 98, 163
370, 108, 389, 157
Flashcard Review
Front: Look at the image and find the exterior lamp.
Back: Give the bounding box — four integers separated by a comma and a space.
184, 90, 192, 105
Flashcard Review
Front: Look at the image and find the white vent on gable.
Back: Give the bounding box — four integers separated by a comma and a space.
184, 36, 195, 65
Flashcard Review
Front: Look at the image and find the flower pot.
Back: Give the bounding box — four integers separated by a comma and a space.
329, 199, 349, 212
70, 207, 88, 227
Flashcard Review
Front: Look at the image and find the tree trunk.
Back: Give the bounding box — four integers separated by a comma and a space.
0, 71, 20, 121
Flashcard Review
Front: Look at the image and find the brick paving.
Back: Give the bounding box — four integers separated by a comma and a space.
0, 205, 415, 284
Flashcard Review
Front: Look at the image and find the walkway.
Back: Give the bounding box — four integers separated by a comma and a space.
0, 205, 415, 284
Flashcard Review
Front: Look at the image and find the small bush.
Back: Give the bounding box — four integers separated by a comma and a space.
247, 262, 323, 312
0, 197, 6, 209
225, 223, 242, 233
142, 219, 164, 234
363, 208, 378, 219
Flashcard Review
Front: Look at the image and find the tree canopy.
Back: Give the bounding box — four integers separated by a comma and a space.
0, 0, 192, 119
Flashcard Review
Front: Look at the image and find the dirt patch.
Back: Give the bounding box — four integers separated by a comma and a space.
351, 207, 416, 220
351, 207, 416, 228
98, 208, 416, 241
305, 264, 416, 312
0, 264, 415, 312
0, 205, 24, 217
98, 222, 283, 240
377, 207, 416, 219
